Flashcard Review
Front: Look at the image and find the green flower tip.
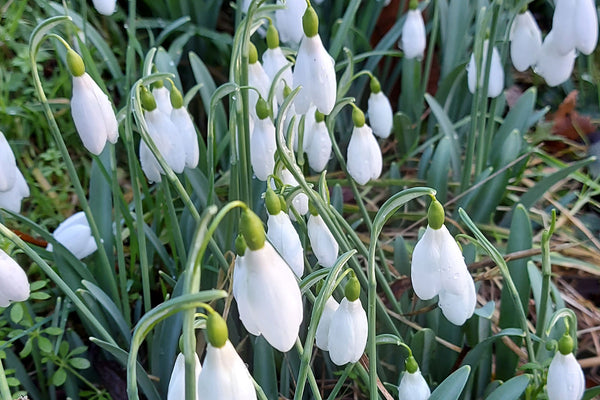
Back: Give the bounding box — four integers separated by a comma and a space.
344, 272, 360, 302
67, 49, 85, 77
427, 198, 445, 230
240, 208, 266, 251
140, 86, 157, 112
352, 106, 365, 127
302, 5, 319, 37
256, 97, 270, 120
265, 187, 281, 215
249, 42, 258, 64
235, 234, 247, 256
153, 79, 164, 89
405, 355, 419, 374
314, 110, 325, 123
170, 86, 184, 109
519, 5, 528, 14
370, 76, 381, 94
267, 22, 280, 49
283, 84, 292, 98
409, 0, 419, 10
558, 333, 574, 355
206, 311, 228, 348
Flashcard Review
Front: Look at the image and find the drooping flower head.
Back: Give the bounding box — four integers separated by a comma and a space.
0, 131, 17, 192
509, 9, 542, 72
305, 108, 332, 172
315, 296, 339, 351
546, 329, 585, 400
397, 355, 431, 400
346, 106, 382, 185
367, 76, 393, 139
169, 85, 199, 169
0, 168, 29, 214
92, 0, 117, 15
467, 40, 504, 98
274, 0, 307, 48
279, 168, 309, 218
552, 0, 598, 56
307, 202, 338, 268
46, 211, 97, 259
400, 0, 426, 60
152, 80, 173, 115
167, 352, 201, 400
250, 98, 276, 181
248, 42, 276, 121
0, 249, 30, 308
534, 30, 576, 87
263, 22, 293, 105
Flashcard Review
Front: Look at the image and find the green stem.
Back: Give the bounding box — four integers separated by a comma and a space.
162, 180, 188, 268
0, 357, 12, 400
535, 211, 557, 341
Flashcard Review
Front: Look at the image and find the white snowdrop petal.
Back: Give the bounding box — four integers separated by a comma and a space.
170, 107, 200, 168
92, 0, 116, 15
263, 47, 293, 105
315, 297, 339, 351
145, 109, 186, 174
275, 0, 306, 47
467, 41, 504, 97
0, 249, 29, 307
307, 214, 339, 268
327, 298, 367, 365
167, 353, 201, 400
410, 226, 443, 300
0, 132, 16, 192
397, 369, 431, 400
250, 118, 276, 181
307, 121, 332, 172
139, 141, 163, 183
552, 0, 577, 54
368, 92, 393, 139
547, 352, 585, 400
534, 31, 576, 87
438, 274, 476, 326
574, 0, 598, 54
248, 61, 277, 119
153, 86, 173, 115
347, 125, 382, 185
279, 169, 309, 217
267, 212, 304, 277
0, 168, 29, 213
401, 9, 426, 60
233, 255, 262, 336
510, 11, 542, 72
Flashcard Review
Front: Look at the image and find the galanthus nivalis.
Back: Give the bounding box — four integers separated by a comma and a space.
397, 356, 431, 400
279, 168, 309, 218
315, 296, 339, 351
0, 249, 30, 307
263, 22, 293, 105
0, 131, 16, 191
275, 0, 306, 48
346, 106, 382, 185
248, 42, 276, 121
307, 211, 338, 268
67, 49, 118, 155
400, 1, 426, 60
169, 86, 199, 168
509, 10, 542, 72
293, 4, 337, 114
233, 209, 303, 352
534, 31, 576, 87
92, 0, 116, 15
46, 211, 97, 259
0, 168, 29, 213
152, 81, 173, 115
305, 109, 332, 172
411, 198, 476, 325
367, 76, 393, 139
167, 352, 201, 400
250, 98, 276, 181
467, 40, 504, 98
546, 331, 585, 400
552, 0, 598, 55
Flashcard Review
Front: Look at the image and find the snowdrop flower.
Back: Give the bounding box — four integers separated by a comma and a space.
400, 1, 426, 60
279, 168, 309, 218
152, 81, 173, 115
167, 352, 201, 400
250, 98, 276, 181
552, 0, 598, 55
467, 40, 504, 98
196, 311, 257, 400
411, 198, 476, 325
265, 188, 304, 277
367, 77, 393, 139
0, 132, 16, 192
327, 273, 367, 365
0, 249, 29, 307
293, 4, 337, 114
169, 86, 199, 169
397, 356, 431, 400
67, 49, 118, 155
0, 168, 29, 214
534, 31, 576, 87
315, 296, 339, 351
46, 212, 97, 259
509, 10, 542, 72
305, 109, 332, 172
248, 43, 276, 121
546, 332, 585, 400
263, 23, 293, 105
233, 209, 303, 352
307, 211, 338, 268
275, 0, 306, 48
92, 0, 116, 15
347, 106, 382, 185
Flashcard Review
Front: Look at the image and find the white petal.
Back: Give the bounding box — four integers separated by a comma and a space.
0, 168, 29, 213
534, 31, 576, 86
249, 61, 277, 119
0, 249, 29, 307
250, 117, 276, 181
307, 120, 332, 172
139, 141, 163, 183
487, 46, 505, 98
347, 124, 382, 185
263, 47, 293, 105
275, 0, 306, 47
145, 109, 186, 174
279, 169, 309, 218
170, 107, 200, 168
293, 35, 337, 114
267, 212, 304, 277
401, 10, 426, 60
0, 132, 16, 191
307, 214, 339, 268
233, 254, 262, 336
510, 11, 542, 72
368, 92, 393, 139
547, 352, 585, 400
92, 0, 116, 15
153, 86, 173, 115
466, 41, 504, 97
327, 298, 368, 365
397, 369, 431, 400
552, 0, 577, 54
410, 226, 443, 300
51, 212, 97, 259
574, 0, 598, 54
315, 296, 339, 351
167, 353, 201, 400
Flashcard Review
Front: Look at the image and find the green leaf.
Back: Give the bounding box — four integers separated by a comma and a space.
44, 327, 63, 336
9, 303, 23, 324
253, 336, 278, 399
82, 280, 132, 344
19, 339, 32, 358
583, 385, 600, 400
37, 336, 52, 353
429, 365, 471, 400
485, 375, 530, 400
29, 280, 47, 291
51, 368, 67, 387
29, 292, 50, 300
69, 357, 91, 370
424, 94, 461, 181
328, 0, 361, 60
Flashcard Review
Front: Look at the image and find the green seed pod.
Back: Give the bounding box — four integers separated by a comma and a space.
405, 355, 419, 374
344, 272, 360, 302
140, 86, 157, 112
315, 109, 325, 123
206, 311, 228, 348
302, 5, 319, 38
558, 333, 574, 355
256, 97, 270, 120
240, 208, 266, 251
265, 187, 281, 215
370, 76, 381, 94
427, 198, 445, 230
235, 234, 247, 256
170, 85, 184, 109
67, 49, 85, 77
352, 106, 365, 128
249, 42, 258, 64
267, 22, 280, 49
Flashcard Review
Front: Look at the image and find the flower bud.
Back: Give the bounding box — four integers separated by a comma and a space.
370, 76, 381, 94
427, 198, 444, 230
405, 355, 419, 374
265, 187, 281, 215
558, 333, 574, 355
140, 86, 157, 112
302, 5, 319, 38
344, 272, 360, 302
352, 106, 365, 128
206, 311, 228, 348
67, 49, 85, 77
170, 85, 184, 109
240, 208, 266, 251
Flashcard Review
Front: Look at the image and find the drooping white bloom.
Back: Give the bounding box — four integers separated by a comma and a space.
411, 224, 476, 325
315, 296, 339, 350
153, 86, 173, 115
327, 297, 368, 365
46, 211, 97, 260
0, 132, 16, 191
305, 111, 332, 172
307, 214, 338, 268
467, 40, 504, 98
263, 47, 293, 105
509, 11, 542, 72
233, 242, 303, 352
279, 168, 309, 218
275, 0, 307, 48
293, 35, 337, 114
250, 116, 276, 181
170, 107, 200, 169
397, 369, 431, 400
0, 168, 29, 213
401, 9, 426, 60
552, 0, 577, 54
196, 341, 257, 400
267, 211, 304, 277
574, 0, 598, 55
92, 0, 116, 15
534, 31, 576, 87
368, 91, 393, 139
248, 57, 276, 121
0, 249, 29, 307
144, 108, 186, 174
167, 352, 201, 400
71, 73, 118, 155
347, 124, 382, 185
546, 352, 585, 400
139, 141, 163, 183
